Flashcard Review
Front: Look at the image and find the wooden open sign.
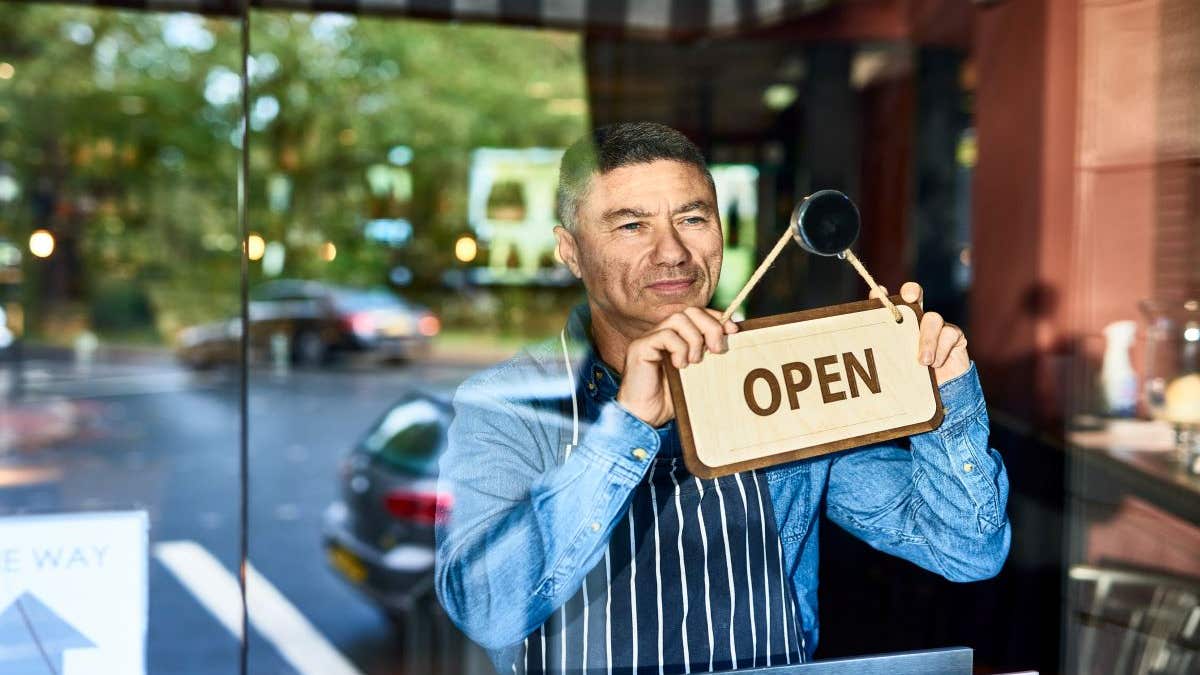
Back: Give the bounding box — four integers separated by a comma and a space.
665, 294, 944, 478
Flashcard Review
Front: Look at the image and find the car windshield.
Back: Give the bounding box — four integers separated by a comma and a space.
361, 399, 445, 474
333, 288, 407, 312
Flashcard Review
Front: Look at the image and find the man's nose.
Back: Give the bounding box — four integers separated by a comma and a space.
651, 224, 690, 266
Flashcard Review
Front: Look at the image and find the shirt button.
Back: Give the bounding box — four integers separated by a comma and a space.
963, 462, 974, 473
587, 381, 596, 391
631, 448, 649, 461
594, 370, 603, 381
942, 406, 950, 416
590, 521, 601, 532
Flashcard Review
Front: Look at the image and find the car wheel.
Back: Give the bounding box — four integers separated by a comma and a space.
292, 330, 327, 367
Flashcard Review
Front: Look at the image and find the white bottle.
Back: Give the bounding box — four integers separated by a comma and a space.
1100, 320, 1138, 417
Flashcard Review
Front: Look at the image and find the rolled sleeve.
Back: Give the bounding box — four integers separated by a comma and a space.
827, 359, 1011, 582
935, 361, 987, 434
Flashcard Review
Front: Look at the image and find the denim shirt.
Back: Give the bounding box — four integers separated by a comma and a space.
435, 305, 1011, 670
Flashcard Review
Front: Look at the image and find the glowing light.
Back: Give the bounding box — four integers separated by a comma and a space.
957, 132, 978, 168
762, 84, 798, 111
320, 241, 337, 261
454, 236, 477, 263
29, 230, 55, 258
246, 233, 266, 261
0, 63, 13, 80
418, 314, 441, 337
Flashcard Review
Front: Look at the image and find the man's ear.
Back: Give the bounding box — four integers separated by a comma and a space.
554, 226, 582, 279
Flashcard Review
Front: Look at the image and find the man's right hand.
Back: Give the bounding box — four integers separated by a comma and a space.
615, 307, 739, 427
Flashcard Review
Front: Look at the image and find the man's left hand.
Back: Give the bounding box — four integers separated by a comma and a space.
869, 281, 970, 386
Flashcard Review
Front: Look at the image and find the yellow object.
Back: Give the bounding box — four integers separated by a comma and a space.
455, 235, 477, 263
320, 241, 337, 262
1163, 373, 1200, 425
29, 229, 54, 258
328, 546, 366, 584
246, 234, 266, 261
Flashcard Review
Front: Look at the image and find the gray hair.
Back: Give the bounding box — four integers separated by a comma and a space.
556, 122, 715, 232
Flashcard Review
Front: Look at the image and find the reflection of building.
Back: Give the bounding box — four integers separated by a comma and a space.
465, 150, 762, 295
467, 148, 563, 284
710, 165, 758, 313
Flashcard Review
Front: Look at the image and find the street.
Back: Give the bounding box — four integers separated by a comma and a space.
0, 349, 498, 674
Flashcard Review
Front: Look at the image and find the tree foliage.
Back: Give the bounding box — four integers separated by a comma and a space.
0, 5, 588, 340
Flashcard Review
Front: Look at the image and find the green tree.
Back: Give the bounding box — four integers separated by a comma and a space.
0, 6, 588, 342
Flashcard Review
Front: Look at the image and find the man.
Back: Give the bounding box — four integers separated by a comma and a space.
435, 122, 1010, 674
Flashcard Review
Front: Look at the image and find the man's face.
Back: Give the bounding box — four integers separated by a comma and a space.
555, 159, 724, 336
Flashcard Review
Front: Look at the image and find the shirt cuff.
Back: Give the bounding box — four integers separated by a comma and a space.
936, 361, 986, 431
573, 400, 661, 484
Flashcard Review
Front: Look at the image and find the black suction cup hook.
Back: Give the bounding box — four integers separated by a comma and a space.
789, 189, 861, 256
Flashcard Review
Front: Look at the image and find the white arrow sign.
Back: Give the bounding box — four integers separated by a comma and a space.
0, 511, 148, 674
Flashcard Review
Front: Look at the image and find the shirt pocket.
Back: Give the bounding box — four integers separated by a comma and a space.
765, 462, 816, 544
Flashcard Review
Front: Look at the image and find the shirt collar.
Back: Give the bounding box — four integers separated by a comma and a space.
565, 303, 621, 402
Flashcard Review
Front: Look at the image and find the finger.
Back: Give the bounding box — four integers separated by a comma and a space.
685, 307, 729, 353
640, 329, 692, 370
662, 314, 707, 364
933, 324, 963, 368
918, 311, 944, 366
942, 337, 969, 369
900, 282, 923, 306
703, 308, 739, 335
868, 285, 889, 301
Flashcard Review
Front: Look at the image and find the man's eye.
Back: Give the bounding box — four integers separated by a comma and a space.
619, 223, 642, 231
683, 216, 707, 225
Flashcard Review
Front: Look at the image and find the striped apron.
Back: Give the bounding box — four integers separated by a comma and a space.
517, 427, 806, 674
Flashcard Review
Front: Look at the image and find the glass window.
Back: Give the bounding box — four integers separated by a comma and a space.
244, 12, 587, 675
0, 6, 243, 674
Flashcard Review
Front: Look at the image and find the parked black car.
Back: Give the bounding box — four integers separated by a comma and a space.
322, 390, 453, 617
176, 280, 439, 368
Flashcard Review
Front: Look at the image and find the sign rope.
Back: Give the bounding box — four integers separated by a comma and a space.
719, 226, 902, 324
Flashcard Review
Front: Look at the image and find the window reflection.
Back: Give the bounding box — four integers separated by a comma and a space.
0, 6, 242, 674
249, 11, 588, 675
1, 2, 1195, 674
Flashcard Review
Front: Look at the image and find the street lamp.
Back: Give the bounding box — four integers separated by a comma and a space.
454, 235, 477, 263
246, 233, 266, 261
320, 241, 337, 262
29, 229, 55, 258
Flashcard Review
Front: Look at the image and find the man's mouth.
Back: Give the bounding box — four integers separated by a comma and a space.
645, 277, 697, 294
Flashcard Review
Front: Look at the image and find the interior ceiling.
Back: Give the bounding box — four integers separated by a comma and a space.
584, 39, 922, 144
585, 38, 801, 142
580, 1, 972, 142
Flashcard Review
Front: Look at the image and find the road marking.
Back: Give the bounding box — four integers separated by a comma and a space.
154, 540, 363, 675
29, 371, 217, 399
